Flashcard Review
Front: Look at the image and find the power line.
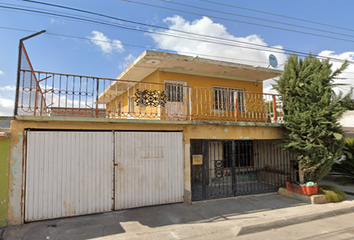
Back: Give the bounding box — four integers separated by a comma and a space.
47, 32, 273, 65
0, 25, 271, 65
3, 26, 354, 83
5, 25, 354, 77
156, 0, 354, 40
11, 1, 354, 65
2, 3, 354, 68
117, 0, 354, 44
198, 0, 354, 33
20, 0, 309, 56
0, 4, 291, 57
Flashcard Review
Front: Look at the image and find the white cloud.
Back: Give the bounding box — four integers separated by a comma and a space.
90, 31, 124, 54
264, 51, 354, 95
50, 18, 65, 25
0, 71, 4, 75
0, 97, 14, 116
149, 16, 287, 68
119, 54, 136, 70
148, 16, 287, 94
0, 86, 15, 91
316, 51, 354, 96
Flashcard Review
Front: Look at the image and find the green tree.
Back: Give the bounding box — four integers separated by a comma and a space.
347, 99, 354, 110
273, 54, 352, 183
332, 138, 354, 185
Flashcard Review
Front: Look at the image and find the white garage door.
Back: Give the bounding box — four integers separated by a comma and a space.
25, 131, 113, 222
115, 132, 184, 210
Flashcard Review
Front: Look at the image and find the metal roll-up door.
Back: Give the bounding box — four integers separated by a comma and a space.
25, 131, 113, 222
114, 132, 184, 210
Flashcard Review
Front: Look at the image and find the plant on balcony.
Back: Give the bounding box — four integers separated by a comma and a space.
332, 138, 354, 185
273, 54, 352, 183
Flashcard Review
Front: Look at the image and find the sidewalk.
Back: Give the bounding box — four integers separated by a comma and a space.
319, 174, 354, 195
2, 192, 354, 240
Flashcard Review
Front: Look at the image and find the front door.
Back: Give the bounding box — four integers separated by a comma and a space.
190, 139, 294, 201
164, 80, 188, 121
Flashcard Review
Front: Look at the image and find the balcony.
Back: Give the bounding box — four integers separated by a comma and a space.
15, 70, 284, 124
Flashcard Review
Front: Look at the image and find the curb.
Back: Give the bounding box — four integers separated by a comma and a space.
238, 204, 354, 236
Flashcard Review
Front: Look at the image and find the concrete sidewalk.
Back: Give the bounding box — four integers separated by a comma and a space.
2, 193, 354, 240
319, 174, 354, 195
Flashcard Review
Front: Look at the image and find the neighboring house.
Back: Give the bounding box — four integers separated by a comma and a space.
0, 116, 11, 129
6, 48, 295, 226
340, 110, 354, 138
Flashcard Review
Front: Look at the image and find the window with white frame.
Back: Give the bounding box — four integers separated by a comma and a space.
213, 86, 245, 111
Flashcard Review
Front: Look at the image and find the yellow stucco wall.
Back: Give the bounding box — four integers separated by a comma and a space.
10, 119, 283, 141
158, 71, 263, 92
107, 70, 266, 121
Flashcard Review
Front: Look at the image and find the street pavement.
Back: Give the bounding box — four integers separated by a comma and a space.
236, 212, 354, 240
2, 192, 354, 240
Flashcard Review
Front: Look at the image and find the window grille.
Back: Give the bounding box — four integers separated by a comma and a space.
213, 86, 245, 111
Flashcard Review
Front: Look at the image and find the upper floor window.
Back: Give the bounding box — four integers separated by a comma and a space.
164, 80, 187, 102
213, 86, 245, 111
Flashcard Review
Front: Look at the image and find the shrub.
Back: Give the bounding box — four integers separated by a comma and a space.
319, 185, 346, 202
332, 138, 354, 185
273, 55, 352, 183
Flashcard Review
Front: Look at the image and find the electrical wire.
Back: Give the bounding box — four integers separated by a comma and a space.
116, 0, 354, 44
20, 0, 311, 57
2, 3, 354, 68
156, 0, 354, 39
198, 0, 354, 33
0, 25, 272, 65
0, 4, 298, 60
4, 24, 354, 77
6, 1, 354, 65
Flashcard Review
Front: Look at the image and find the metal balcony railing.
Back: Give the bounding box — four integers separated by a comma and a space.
15, 69, 284, 123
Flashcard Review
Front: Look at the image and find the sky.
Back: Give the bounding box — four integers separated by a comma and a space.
1, 0, 354, 115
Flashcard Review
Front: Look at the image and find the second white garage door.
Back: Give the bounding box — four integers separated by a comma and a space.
115, 132, 184, 210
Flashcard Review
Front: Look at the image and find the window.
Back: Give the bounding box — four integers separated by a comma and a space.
164, 80, 187, 102
213, 86, 245, 112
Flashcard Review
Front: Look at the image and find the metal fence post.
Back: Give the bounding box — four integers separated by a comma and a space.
231, 140, 237, 196
96, 78, 99, 118
14, 30, 46, 116
272, 95, 277, 123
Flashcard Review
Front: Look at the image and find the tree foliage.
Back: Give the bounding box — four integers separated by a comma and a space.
332, 138, 354, 185
273, 54, 352, 183
347, 99, 354, 110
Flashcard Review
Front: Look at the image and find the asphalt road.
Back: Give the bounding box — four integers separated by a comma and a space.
235, 212, 354, 240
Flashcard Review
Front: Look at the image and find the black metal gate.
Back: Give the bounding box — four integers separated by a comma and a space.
190, 139, 295, 201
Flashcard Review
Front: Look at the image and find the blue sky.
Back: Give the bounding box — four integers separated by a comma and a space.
1, 0, 354, 115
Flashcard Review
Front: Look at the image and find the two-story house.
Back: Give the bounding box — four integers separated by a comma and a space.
6, 48, 294, 225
